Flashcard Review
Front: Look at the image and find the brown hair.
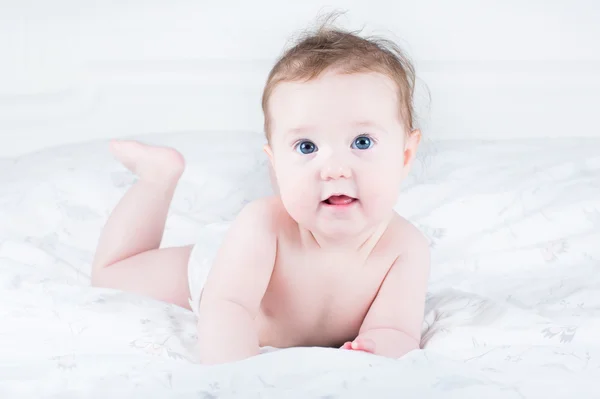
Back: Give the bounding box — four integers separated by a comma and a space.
261, 18, 417, 140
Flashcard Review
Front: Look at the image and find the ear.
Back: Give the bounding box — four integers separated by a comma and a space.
401, 129, 421, 177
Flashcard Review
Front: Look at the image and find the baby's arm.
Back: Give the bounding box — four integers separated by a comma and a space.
195, 199, 277, 365
352, 225, 430, 358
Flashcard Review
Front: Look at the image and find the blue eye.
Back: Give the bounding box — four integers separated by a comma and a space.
295, 140, 317, 154
352, 135, 373, 150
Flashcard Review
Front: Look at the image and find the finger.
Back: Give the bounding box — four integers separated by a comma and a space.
340, 341, 353, 350
351, 337, 376, 353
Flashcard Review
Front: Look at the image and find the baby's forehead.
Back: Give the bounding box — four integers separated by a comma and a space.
268, 72, 402, 133
271, 71, 399, 101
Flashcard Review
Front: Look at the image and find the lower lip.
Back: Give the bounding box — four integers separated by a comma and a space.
321, 199, 358, 209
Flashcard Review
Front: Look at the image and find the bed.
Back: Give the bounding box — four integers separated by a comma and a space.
1, 130, 599, 397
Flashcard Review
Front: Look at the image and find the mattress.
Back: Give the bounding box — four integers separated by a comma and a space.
1, 131, 599, 398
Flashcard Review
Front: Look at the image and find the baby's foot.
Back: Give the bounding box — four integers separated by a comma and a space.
110, 140, 185, 183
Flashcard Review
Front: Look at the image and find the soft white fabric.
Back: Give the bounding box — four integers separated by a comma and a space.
1, 132, 599, 397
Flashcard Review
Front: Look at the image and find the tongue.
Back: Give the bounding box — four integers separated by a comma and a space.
327, 195, 354, 205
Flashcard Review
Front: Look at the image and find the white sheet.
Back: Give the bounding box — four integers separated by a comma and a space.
1, 132, 599, 397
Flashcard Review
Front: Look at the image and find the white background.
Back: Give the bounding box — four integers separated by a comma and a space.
1, 0, 599, 157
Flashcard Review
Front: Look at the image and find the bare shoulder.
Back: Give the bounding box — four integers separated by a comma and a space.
234, 196, 286, 229
385, 213, 431, 266
388, 213, 429, 244
199, 197, 280, 315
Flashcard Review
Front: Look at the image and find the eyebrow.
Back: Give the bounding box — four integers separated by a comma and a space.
284, 121, 387, 138
352, 120, 386, 132
286, 125, 316, 136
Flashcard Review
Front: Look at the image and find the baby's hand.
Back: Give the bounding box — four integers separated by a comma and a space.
340, 337, 376, 353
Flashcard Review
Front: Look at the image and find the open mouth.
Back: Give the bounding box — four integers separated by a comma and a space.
322, 194, 358, 206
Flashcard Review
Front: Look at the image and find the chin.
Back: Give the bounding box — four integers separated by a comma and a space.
316, 220, 369, 239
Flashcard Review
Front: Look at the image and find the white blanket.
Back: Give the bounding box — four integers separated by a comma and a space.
1, 132, 599, 398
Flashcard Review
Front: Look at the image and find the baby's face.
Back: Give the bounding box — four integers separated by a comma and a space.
265, 70, 420, 239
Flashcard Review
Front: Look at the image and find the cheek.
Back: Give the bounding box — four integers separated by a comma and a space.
362, 174, 398, 203
274, 161, 308, 192
358, 158, 404, 207
268, 165, 280, 194
273, 160, 317, 216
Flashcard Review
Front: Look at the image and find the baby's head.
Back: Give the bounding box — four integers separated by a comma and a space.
262, 23, 421, 240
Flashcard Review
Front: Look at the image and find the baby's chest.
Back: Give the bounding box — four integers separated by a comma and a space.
263, 255, 392, 331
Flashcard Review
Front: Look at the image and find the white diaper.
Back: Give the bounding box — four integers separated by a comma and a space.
187, 222, 231, 316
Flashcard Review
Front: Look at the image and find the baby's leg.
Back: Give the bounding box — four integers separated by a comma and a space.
91, 140, 193, 309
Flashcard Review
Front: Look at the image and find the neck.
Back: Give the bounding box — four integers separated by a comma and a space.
299, 214, 394, 255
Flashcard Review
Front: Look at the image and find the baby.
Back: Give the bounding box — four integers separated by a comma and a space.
90, 24, 430, 365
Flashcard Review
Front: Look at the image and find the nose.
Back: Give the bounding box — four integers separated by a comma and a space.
320, 162, 352, 181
